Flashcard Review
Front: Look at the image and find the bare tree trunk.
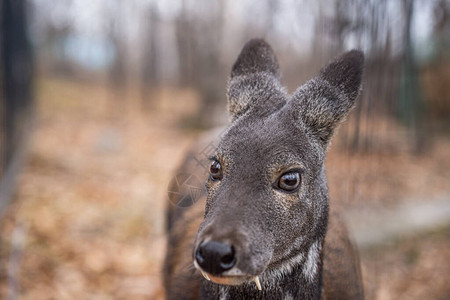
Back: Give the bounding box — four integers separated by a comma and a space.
0, 0, 34, 216
398, 0, 427, 153
176, 0, 227, 128
107, 1, 127, 118
176, 0, 194, 87
141, 4, 160, 106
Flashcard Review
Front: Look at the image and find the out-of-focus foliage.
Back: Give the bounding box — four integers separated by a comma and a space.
28, 0, 450, 133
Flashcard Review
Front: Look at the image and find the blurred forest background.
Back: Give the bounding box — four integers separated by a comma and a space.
1, 0, 449, 299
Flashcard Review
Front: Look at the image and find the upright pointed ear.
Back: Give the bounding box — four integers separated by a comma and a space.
227, 39, 285, 120
290, 50, 364, 145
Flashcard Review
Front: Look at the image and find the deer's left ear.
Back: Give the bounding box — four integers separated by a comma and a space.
289, 50, 364, 145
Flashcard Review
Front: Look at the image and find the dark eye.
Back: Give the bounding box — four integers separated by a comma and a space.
277, 171, 301, 192
210, 160, 223, 181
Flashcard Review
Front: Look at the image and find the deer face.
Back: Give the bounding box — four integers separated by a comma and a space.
193, 39, 364, 287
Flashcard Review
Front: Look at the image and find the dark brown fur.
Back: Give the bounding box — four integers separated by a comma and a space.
164, 39, 364, 300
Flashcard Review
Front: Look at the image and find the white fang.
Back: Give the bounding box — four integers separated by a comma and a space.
201, 271, 210, 281
254, 276, 262, 290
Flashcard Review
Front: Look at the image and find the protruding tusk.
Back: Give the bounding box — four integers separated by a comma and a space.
254, 276, 262, 291
201, 271, 210, 281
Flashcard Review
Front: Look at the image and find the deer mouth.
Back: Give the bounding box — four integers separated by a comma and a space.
202, 272, 262, 290
193, 260, 262, 290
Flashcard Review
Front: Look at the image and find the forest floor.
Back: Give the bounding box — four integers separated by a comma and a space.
0, 77, 449, 299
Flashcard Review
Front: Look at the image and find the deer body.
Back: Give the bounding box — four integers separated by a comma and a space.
164, 39, 364, 300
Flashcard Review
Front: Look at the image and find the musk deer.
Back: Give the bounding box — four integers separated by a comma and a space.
164, 39, 364, 300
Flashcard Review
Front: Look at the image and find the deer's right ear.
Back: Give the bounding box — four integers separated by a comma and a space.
227, 39, 283, 120
289, 50, 364, 146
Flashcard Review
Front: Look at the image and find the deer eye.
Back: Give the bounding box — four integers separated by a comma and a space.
276, 171, 301, 192
210, 160, 223, 181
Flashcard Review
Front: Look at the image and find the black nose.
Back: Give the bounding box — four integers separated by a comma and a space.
195, 241, 236, 275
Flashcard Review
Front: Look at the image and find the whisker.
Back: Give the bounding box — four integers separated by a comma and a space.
180, 261, 197, 276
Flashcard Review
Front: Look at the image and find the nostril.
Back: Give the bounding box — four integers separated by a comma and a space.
219, 246, 235, 270
195, 241, 236, 275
